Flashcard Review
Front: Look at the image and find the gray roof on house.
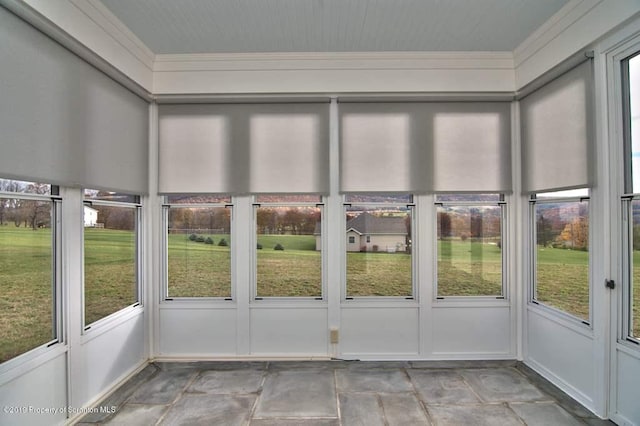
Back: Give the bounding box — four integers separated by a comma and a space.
314, 212, 408, 235
346, 212, 407, 235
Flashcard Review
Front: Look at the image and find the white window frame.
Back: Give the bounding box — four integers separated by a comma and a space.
529, 190, 592, 326
82, 193, 142, 330
252, 196, 326, 301
0, 183, 62, 368
620, 49, 640, 345
434, 194, 506, 300
161, 196, 234, 302
343, 195, 416, 301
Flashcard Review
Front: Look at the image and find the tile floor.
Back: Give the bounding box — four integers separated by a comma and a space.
76, 360, 613, 425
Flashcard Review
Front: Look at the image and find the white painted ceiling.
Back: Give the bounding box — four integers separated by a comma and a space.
98, 0, 569, 54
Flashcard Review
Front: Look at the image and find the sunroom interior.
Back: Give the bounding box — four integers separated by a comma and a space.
1, 0, 640, 424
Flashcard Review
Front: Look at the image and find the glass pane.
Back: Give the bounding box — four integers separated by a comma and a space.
436, 194, 501, 203
345, 194, 413, 204
167, 207, 231, 297
166, 195, 231, 204
535, 200, 589, 320
536, 188, 589, 199
0, 199, 54, 363
629, 54, 640, 193
630, 200, 640, 339
346, 206, 412, 297
84, 189, 138, 204
437, 205, 502, 296
84, 205, 137, 325
255, 194, 322, 204
0, 178, 51, 195
256, 206, 322, 297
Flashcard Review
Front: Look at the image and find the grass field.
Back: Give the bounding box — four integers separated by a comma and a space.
2, 227, 640, 364
438, 240, 502, 296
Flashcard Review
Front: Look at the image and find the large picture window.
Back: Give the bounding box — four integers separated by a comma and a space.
531, 189, 590, 322
0, 179, 59, 364
255, 195, 323, 298
83, 189, 140, 326
436, 194, 504, 297
165, 195, 232, 298
345, 194, 413, 298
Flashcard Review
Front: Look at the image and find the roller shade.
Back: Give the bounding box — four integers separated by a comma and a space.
432, 103, 511, 193
339, 102, 511, 194
339, 103, 431, 194
0, 7, 149, 194
158, 103, 329, 194
521, 60, 594, 194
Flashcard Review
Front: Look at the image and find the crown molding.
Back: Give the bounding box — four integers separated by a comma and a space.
153, 51, 514, 72
69, 0, 155, 68
514, 0, 602, 69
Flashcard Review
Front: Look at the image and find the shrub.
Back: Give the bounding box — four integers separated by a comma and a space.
257, 243, 263, 250
195, 236, 205, 243
218, 238, 228, 247
188, 233, 197, 241
274, 243, 284, 250
205, 237, 214, 245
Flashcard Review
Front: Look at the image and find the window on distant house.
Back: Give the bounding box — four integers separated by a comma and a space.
531, 189, 590, 322
255, 195, 323, 298
83, 189, 140, 326
0, 178, 60, 364
436, 194, 504, 298
165, 195, 232, 299
345, 194, 414, 298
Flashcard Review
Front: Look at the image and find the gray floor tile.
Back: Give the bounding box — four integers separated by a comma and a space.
427, 404, 525, 426
255, 370, 337, 418
267, 361, 342, 371
410, 360, 517, 369
510, 402, 584, 426
339, 393, 385, 426
188, 369, 264, 394
160, 394, 255, 426
129, 369, 197, 404
407, 369, 480, 404
104, 404, 167, 426
251, 420, 339, 426
78, 364, 160, 423
460, 368, 550, 403
380, 393, 431, 425
336, 369, 413, 393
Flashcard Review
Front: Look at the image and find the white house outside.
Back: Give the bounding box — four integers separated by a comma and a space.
83, 205, 98, 227
315, 212, 408, 252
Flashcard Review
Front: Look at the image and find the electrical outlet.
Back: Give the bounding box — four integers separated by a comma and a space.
330, 328, 339, 344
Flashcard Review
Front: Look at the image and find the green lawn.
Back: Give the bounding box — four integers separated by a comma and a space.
84, 228, 137, 324
535, 246, 590, 321
437, 240, 502, 296
0, 226, 53, 363
2, 227, 640, 364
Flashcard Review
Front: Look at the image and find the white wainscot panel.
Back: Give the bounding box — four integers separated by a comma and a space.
615, 347, 640, 425
340, 307, 419, 357
80, 313, 146, 408
250, 307, 328, 355
526, 309, 594, 410
432, 306, 511, 357
160, 308, 237, 357
0, 353, 67, 426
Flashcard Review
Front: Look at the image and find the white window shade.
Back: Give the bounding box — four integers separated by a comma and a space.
521, 60, 594, 194
432, 103, 511, 193
339, 103, 431, 194
339, 102, 511, 194
158, 103, 329, 195
159, 105, 235, 194
0, 7, 149, 194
